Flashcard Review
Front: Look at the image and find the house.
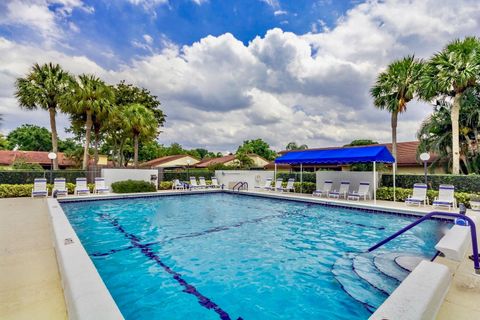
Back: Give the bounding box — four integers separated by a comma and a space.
271, 141, 444, 174
195, 154, 270, 169
0, 150, 76, 169
141, 155, 200, 169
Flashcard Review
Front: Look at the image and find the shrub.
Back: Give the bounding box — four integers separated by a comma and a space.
381, 173, 480, 193
0, 182, 95, 198
376, 186, 477, 208
158, 181, 173, 190
277, 172, 316, 183
163, 170, 214, 182
12, 159, 44, 171
111, 180, 156, 193
0, 170, 87, 184
293, 182, 316, 194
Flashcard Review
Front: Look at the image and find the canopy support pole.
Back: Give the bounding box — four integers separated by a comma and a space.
393, 162, 396, 202
300, 163, 303, 193
373, 161, 377, 205
274, 163, 277, 183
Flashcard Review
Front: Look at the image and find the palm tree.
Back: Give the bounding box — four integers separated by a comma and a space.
419, 37, 480, 174
15, 63, 73, 169
370, 55, 424, 170
62, 75, 114, 170
122, 103, 158, 168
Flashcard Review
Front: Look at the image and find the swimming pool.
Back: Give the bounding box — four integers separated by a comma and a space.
60, 193, 448, 320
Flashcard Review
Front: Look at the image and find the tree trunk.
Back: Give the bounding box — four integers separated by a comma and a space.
82, 110, 93, 170
451, 94, 461, 174
93, 125, 100, 176
48, 107, 59, 170
134, 134, 139, 168
391, 111, 398, 172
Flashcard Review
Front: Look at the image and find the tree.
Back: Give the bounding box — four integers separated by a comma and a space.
0, 134, 8, 150
344, 139, 380, 171
236, 151, 255, 169
344, 139, 378, 147
371, 55, 424, 171
237, 139, 277, 160
122, 103, 158, 168
418, 37, 480, 174
62, 75, 114, 170
7, 124, 52, 151
285, 142, 308, 150
15, 63, 74, 169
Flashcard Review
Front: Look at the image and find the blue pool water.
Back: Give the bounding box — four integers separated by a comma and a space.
61, 193, 448, 320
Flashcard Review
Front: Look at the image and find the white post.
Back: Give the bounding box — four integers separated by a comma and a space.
300, 163, 303, 194
274, 163, 277, 182
373, 161, 377, 205
393, 162, 396, 202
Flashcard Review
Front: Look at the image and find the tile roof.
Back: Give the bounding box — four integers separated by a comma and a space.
141, 154, 194, 167
195, 154, 237, 168
0, 150, 76, 166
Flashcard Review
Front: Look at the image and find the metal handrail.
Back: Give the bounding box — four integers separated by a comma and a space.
368, 211, 480, 274
232, 181, 248, 192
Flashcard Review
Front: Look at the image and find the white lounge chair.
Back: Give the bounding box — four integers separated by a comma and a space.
348, 182, 370, 201
313, 180, 333, 197
209, 177, 221, 189
31, 178, 48, 198
189, 177, 201, 190
52, 178, 68, 197
74, 178, 90, 196
172, 179, 185, 190
433, 184, 456, 210
329, 181, 350, 199
256, 178, 273, 191
278, 178, 295, 192
94, 177, 109, 194
405, 183, 428, 206
198, 177, 208, 189
267, 179, 283, 191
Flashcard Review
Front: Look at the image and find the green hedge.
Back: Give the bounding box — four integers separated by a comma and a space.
293, 182, 316, 194
0, 183, 95, 198
376, 187, 477, 208
0, 170, 87, 184
381, 173, 480, 193
158, 181, 173, 190
111, 180, 156, 193
276, 172, 316, 183
163, 170, 214, 182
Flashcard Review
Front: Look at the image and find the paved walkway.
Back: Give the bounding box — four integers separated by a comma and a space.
0, 197, 67, 320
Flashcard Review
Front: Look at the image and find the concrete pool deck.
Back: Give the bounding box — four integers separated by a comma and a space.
2, 190, 480, 319
0, 197, 67, 320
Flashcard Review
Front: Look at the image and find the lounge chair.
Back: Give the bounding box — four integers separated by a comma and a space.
433, 184, 456, 210
277, 178, 295, 192
172, 179, 185, 190
348, 182, 370, 201
198, 177, 208, 189
405, 183, 428, 206
94, 177, 109, 194
329, 181, 350, 199
209, 177, 221, 189
313, 180, 333, 197
267, 179, 283, 191
189, 177, 201, 190
52, 178, 68, 197
31, 178, 48, 198
74, 178, 90, 196
256, 178, 273, 191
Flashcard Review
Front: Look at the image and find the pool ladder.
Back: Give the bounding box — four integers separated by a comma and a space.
232, 181, 248, 192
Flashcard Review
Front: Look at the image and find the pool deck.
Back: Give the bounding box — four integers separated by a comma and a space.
2, 190, 480, 319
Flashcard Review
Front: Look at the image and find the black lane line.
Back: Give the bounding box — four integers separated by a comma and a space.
97, 213, 241, 320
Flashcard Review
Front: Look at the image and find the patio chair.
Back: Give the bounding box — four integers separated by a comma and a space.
432, 184, 456, 210
255, 178, 273, 191
31, 178, 48, 198
172, 179, 185, 190
94, 177, 110, 194
277, 178, 295, 192
52, 178, 68, 197
198, 177, 208, 189
267, 179, 283, 191
189, 177, 201, 190
209, 177, 221, 189
74, 178, 90, 196
348, 182, 370, 201
405, 183, 428, 206
329, 181, 350, 199
313, 180, 333, 197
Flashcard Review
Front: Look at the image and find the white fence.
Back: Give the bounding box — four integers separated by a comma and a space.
101, 168, 159, 190
316, 171, 380, 197
215, 170, 274, 190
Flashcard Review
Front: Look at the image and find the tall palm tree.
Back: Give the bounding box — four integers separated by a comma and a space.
62, 75, 114, 170
15, 63, 73, 169
122, 103, 158, 168
419, 37, 480, 174
370, 56, 424, 170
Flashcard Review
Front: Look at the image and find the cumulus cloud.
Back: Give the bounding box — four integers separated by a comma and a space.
1, 0, 480, 152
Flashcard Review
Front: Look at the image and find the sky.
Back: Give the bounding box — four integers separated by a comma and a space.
0, 0, 480, 153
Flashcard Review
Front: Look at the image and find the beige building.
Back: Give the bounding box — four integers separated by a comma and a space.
195, 153, 270, 169
141, 155, 200, 169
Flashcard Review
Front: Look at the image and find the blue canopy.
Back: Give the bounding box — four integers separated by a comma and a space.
275, 145, 395, 165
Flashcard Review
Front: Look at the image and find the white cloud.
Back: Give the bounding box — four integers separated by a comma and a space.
274, 10, 287, 16
143, 34, 154, 44
1, 0, 480, 152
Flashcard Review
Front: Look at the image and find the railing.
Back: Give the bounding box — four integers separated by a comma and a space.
232, 181, 248, 192
368, 211, 480, 274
